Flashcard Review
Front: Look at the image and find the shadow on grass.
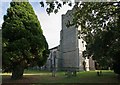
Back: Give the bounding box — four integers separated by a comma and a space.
1, 70, 120, 85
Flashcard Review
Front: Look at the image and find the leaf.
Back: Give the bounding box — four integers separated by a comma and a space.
40, 1, 44, 7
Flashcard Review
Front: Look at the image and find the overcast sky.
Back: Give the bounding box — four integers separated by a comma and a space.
0, 1, 73, 48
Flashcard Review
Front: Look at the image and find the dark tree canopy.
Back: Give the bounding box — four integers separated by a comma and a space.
2, 1, 49, 79
73, 2, 120, 74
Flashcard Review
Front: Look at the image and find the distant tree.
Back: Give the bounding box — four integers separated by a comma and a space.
2, 1, 49, 79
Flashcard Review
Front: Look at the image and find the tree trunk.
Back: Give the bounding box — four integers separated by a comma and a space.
11, 65, 24, 80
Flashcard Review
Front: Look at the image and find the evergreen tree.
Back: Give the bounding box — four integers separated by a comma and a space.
2, 1, 49, 79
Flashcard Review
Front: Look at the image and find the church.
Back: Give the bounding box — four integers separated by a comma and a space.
44, 7, 95, 72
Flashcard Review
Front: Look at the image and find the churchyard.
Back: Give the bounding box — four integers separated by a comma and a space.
1, 70, 120, 84
1, 1, 120, 85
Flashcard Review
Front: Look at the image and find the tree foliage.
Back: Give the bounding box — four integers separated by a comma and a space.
73, 2, 120, 74
39, 0, 73, 14
2, 1, 49, 79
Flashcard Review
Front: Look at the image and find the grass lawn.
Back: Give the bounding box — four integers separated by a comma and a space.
1, 70, 120, 85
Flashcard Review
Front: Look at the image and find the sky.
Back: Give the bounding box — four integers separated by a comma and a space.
0, 0, 73, 49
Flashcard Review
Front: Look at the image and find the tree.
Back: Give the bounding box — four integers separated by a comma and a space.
2, 1, 49, 79
73, 2, 120, 74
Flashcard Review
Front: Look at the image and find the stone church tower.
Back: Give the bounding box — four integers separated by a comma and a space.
59, 7, 95, 71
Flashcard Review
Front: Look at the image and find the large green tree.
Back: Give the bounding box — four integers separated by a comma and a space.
73, 2, 120, 74
2, 1, 49, 79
